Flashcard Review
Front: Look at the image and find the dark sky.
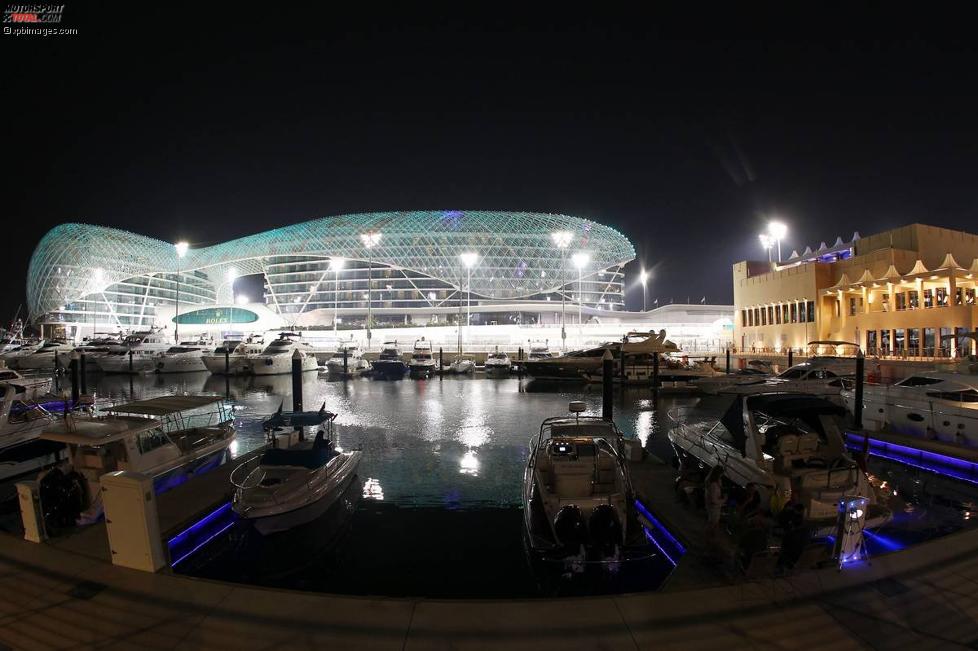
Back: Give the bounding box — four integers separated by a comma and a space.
4, 5, 978, 321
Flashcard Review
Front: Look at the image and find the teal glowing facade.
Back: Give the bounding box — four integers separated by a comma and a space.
28, 211, 635, 335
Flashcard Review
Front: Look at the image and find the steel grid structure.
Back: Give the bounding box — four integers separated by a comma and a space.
28, 211, 635, 327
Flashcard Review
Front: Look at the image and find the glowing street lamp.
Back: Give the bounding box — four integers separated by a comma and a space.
639, 268, 649, 312
572, 252, 590, 325
459, 252, 479, 350
767, 220, 788, 263
551, 231, 573, 350
329, 257, 345, 337
173, 241, 189, 343
359, 232, 381, 348
758, 233, 774, 263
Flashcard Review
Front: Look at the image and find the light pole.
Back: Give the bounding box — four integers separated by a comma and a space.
551, 231, 573, 351
459, 252, 479, 351
224, 267, 237, 338
92, 267, 104, 339
758, 233, 774, 263
639, 268, 649, 312
767, 220, 788, 263
173, 241, 189, 343
359, 231, 381, 349
329, 257, 345, 338
572, 252, 589, 328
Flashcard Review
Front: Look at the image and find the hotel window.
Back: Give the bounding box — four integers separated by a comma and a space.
880, 329, 891, 354
908, 328, 920, 355
782, 304, 789, 323
775, 306, 781, 324
798, 301, 806, 323
968, 288, 976, 305
923, 289, 934, 308
866, 329, 877, 354
940, 327, 952, 356
908, 290, 919, 309
881, 293, 889, 312
924, 328, 935, 356
806, 301, 815, 322
790, 303, 797, 323
955, 288, 963, 305
768, 306, 774, 324
761, 307, 767, 326
895, 328, 905, 352
956, 327, 973, 356
741, 310, 747, 326
895, 293, 907, 310
936, 287, 948, 307
849, 297, 857, 316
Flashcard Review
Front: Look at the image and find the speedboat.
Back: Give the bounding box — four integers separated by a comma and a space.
448, 355, 476, 374
371, 341, 408, 380
719, 361, 848, 399
96, 331, 172, 374
527, 341, 554, 361
485, 348, 512, 376
16, 340, 76, 371
154, 340, 212, 373
202, 337, 263, 375
249, 334, 320, 376
842, 372, 978, 448
0, 373, 74, 481
0, 340, 45, 369
692, 367, 772, 395
325, 343, 371, 377
582, 352, 720, 386
525, 330, 679, 382
668, 392, 889, 535
37, 395, 235, 527
523, 402, 649, 565
58, 337, 125, 368
0, 363, 53, 399
408, 338, 437, 378
232, 412, 362, 535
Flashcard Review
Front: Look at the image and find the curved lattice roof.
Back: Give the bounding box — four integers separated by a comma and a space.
27, 211, 635, 320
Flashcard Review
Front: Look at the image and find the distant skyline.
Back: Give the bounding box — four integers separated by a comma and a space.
5, 6, 978, 322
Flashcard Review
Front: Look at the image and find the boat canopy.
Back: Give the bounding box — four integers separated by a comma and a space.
105, 395, 226, 416
40, 415, 162, 445
719, 393, 846, 454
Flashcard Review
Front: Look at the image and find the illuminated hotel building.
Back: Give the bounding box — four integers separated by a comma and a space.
734, 224, 978, 357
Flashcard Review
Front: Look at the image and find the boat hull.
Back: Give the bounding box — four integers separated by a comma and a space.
250, 355, 319, 375
371, 360, 408, 379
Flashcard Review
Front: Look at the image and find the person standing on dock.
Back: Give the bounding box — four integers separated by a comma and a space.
704, 466, 725, 547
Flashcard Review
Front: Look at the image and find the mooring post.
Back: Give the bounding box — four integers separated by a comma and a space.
725, 347, 730, 374
291, 350, 304, 441
69, 352, 80, 406
788, 348, 794, 367
602, 349, 614, 420
652, 351, 660, 397
224, 346, 230, 375
517, 347, 523, 379
855, 350, 865, 434
343, 347, 348, 376
79, 353, 87, 395
128, 349, 134, 373
439, 347, 444, 375
620, 336, 627, 381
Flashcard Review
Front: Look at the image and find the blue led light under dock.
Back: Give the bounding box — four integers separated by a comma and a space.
634, 498, 686, 566
168, 501, 237, 567
845, 432, 978, 485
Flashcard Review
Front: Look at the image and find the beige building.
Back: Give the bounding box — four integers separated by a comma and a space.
733, 223, 978, 357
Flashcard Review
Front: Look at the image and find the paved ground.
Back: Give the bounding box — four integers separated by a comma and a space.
2, 520, 978, 649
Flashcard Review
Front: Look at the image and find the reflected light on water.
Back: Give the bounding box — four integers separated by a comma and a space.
363, 477, 384, 500
459, 450, 480, 476
634, 410, 654, 447
229, 439, 240, 457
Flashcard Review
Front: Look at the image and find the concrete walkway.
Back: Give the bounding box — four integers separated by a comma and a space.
2, 521, 978, 649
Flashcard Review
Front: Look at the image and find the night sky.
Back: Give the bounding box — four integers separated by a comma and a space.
4, 5, 978, 321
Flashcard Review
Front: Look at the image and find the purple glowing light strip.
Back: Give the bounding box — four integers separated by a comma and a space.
167, 501, 236, 566
643, 527, 678, 567
634, 499, 687, 555
845, 432, 978, 485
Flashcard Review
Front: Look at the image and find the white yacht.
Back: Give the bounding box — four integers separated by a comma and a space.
232, 412, 362, 535
96, 331, 172, 374
0, 340, 45, 369
15, 340, 75, 371
0, 363, 53, 399
370, 341, 408, 380
485, 348, 512, 376
842, 373, 978, 448
668, 393, 889, 535
719, 361, 848, 398
58, 337, 125, 367
37, 396, 235, 526
202, 337, 263, 375
448, 355, 476, 374
408, 338, 437, 378
692, 367, 772, 395
523, 402, 648, 564
325, 343, 371, 377
0, 374, 68, 481
527, 341, 554, 361
154, 340, 212, 373
249, 335, 319, 376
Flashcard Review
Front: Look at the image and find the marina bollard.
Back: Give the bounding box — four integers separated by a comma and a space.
620, 335, 627, 381
652, 351, 660, 398
79, 353, 87, 395
725, 348, 730, 374
128, 349, 134, 373
788, 348, 794, 367
517, 347, 523, 379
343, 348, 348, 376
291, 350, 304, 440
224, 347, 230, 374
69, 352, 80, 405
602, 349, 614, 420
439, 347, 444, 375
854, 351, 865, 431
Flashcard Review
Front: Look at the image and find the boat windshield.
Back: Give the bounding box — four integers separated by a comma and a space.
488, 353, 507, 359
263, 341, 292, 354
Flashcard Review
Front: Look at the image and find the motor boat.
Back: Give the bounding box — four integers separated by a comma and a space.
448, 355, 476, 374
692, 367, 773, 395
0, 363, 53, 399
719, 362, 848, 398
249, 334, 319, 376
202, 337, 263, 375
524, 330, 680, 381
58, 337, 125, 368
668, 392, 889, 535
232, 412, 362, 535
36, 395, 235, 527
842, 373, 978, 448
0, 373, 75, 481
0, 340, 46, 369
96, 331, 172, 374
485, 348, 512, 376
523, 401, 649, 565
154, 340, 212, 373
325, 343, 371, 377
408, 338, 437, 378
16, 340, 76, 371
371, 341, 408, 380
583, 352, 720, 386
527, 341, 554, 361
